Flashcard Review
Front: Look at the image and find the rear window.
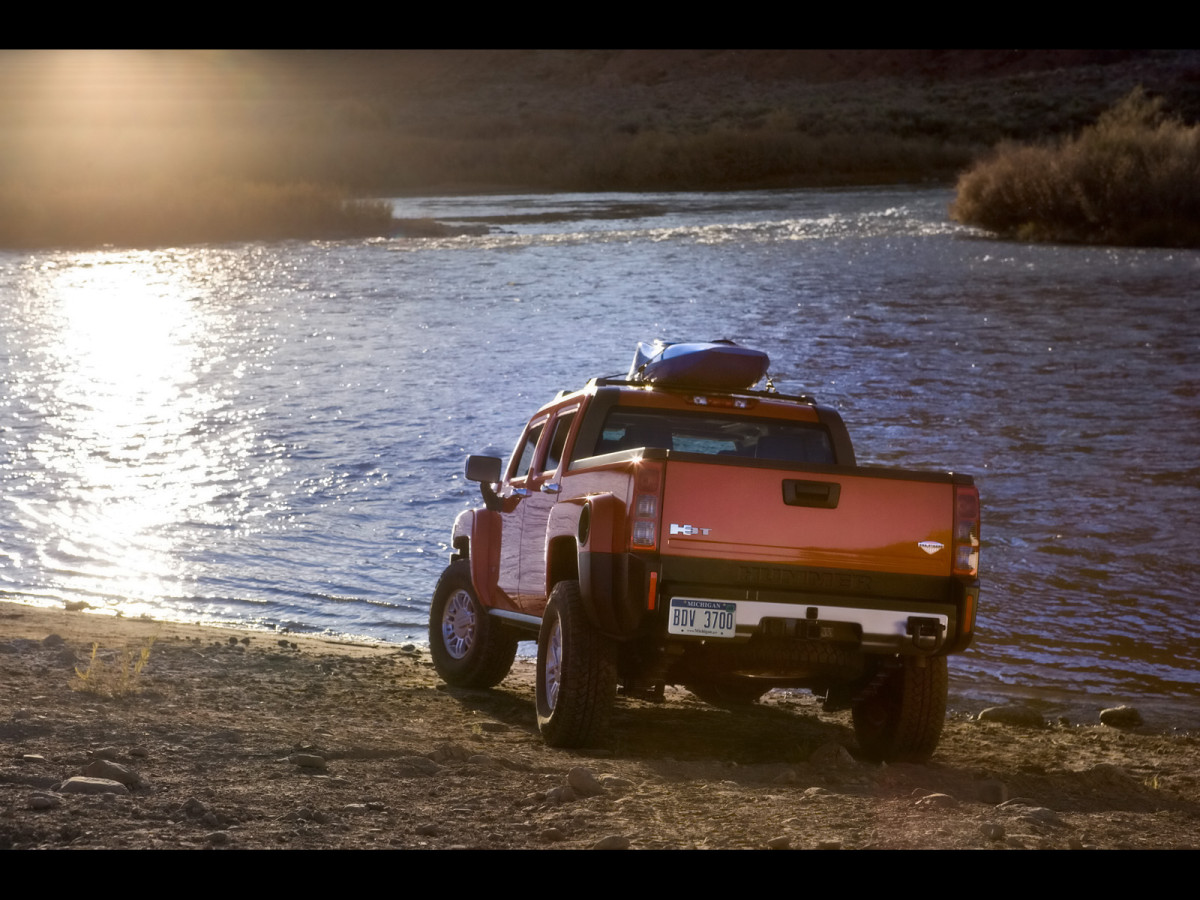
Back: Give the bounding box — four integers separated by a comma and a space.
591, 408, 834, 464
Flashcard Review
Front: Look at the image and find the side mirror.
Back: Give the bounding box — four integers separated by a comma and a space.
465, 455, 502, 484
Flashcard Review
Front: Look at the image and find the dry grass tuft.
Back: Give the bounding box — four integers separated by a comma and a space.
73, 637, 156, 699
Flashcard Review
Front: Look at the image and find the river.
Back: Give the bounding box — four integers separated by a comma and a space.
2, 186, 1197, 724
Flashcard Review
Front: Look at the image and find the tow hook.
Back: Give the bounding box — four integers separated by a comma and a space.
906, 616, 945, 651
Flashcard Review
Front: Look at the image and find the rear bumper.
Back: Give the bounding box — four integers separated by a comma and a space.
663, 555, 976, 655
659, 555, 975, 652
578, 551, 977, 655
670, 594, 958, 654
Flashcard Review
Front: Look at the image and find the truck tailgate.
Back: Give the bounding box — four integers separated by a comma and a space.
660, 460, 957, 577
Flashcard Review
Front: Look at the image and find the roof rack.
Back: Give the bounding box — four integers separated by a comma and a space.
589, 376, 817, 407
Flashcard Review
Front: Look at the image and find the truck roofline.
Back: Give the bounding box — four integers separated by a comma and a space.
589, 376, 818, 407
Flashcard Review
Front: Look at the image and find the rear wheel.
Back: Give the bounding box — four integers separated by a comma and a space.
429, 560, 517, 688
852, 656, 947, 763
536, 580, 616, 748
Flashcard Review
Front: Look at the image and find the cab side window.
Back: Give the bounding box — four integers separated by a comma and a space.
512, 423, 545, 480
542, 412, 577, 475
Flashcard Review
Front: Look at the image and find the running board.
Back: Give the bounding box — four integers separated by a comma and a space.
488, 608, 542, 634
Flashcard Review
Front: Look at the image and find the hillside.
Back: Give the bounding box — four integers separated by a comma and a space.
3, 50, 1198, 194
2, 50, 1198, 247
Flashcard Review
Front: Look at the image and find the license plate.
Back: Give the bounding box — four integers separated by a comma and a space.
668, 598, 737, 639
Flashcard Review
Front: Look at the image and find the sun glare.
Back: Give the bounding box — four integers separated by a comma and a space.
27, 250, 224, 613
1, 50, 278, 187
18, 50, 249, 128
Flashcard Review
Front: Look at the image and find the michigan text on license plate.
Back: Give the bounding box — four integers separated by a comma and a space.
668, 598, 737, 638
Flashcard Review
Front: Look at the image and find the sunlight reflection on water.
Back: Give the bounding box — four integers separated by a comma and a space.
16, 254, 215, 610
3, 250, 294, 619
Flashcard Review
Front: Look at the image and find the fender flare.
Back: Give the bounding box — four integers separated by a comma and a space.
546, 499, 586, 590
576, 493, 646, 636
451, 507, 506, 611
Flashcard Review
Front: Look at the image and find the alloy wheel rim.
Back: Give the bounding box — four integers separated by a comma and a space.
544, 619, 563, 710
442, 590, 476, 659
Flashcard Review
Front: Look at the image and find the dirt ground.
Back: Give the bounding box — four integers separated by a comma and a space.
2, 600, 1197, 850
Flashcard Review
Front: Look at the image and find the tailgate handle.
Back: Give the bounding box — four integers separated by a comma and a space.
782, 479, 840, 509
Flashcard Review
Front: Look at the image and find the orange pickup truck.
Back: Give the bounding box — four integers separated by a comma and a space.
430, 343, 980, 762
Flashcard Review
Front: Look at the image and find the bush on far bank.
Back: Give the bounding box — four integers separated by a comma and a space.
951, 88, 1200, 248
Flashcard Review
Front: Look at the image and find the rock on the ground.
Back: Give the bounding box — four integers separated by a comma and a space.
59, 776, 129, 796
28, 792, 61, 810
593, 834, 631, 850
916, 792, 958, 809
1099, 706, 1143, 728
567, 767, 606, 797
83, 758, 142, 788
809, 742, 856, 766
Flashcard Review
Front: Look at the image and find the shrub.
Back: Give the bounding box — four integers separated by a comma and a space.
951, 88, 1200, 247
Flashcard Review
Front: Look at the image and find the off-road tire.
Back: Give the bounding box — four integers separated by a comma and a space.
536, 580, 617, 748
429, 560, 517, 689
852, 655, 947, 763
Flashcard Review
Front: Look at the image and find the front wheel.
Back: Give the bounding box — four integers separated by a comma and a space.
429, 560, 517, 689
536, 580, 616, 748
851, 656, 947, 763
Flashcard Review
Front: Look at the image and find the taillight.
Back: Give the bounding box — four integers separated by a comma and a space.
952, 484, 980, 577
631, 461, 663, 550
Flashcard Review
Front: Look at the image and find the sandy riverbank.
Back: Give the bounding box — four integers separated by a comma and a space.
1, 600, 1196, 850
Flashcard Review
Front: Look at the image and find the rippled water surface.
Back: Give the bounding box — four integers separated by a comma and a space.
2, 187, 1197, 721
